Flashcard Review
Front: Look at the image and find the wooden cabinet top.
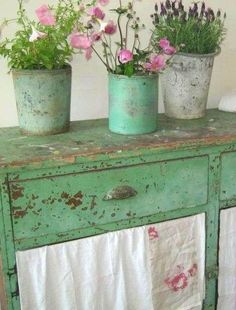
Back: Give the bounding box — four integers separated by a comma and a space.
0, 109, 235, 171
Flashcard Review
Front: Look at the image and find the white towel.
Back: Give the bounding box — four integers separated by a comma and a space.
16, 214, 205, 310
218, 208, 236, 310
148, 214, 205, 310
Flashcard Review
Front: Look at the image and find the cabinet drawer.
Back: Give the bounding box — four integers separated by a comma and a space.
10, 156, 208, 241
221, 152, 236, 201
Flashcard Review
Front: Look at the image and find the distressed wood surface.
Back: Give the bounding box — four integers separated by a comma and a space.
1, 109, 235, 310
0, 255, 7, 310
0, 109, 235, 170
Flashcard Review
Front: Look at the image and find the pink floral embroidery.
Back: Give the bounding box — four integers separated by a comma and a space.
148, 226, 159, 240
188, 263, 198, 277
164, 263, 198, 292
165, 272, 188, 292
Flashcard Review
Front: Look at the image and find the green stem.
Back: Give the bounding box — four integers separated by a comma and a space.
103, 34, 116, 70
92, 46, 109, 70
132, 32, 138, 53
117, 13, 123, 49
125, 18, 131, 49
103, 43, 112, 71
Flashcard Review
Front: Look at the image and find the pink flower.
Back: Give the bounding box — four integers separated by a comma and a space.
70, 33, 92, 49
118, 49, 133, 64
163, 45, 176, 55
35, 5, 56, 26
88, 6, 105, 20
159, 38, 176, 55
85, 47, 93, 60
99, 0, 109, 5
104, 20, 117, 35
159, 38, 171, 49
92, 32, 102, 42
144, 54, 166, 72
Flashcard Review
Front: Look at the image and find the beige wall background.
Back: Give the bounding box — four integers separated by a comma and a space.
0, 0, 235, 128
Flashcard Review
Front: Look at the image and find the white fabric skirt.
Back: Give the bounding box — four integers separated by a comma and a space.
16, 214, 205, 310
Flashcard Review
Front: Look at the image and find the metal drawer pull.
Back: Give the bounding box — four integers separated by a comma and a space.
103, 185, 137, 201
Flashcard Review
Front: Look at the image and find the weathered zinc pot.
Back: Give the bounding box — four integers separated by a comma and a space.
161, 51, 219, 119
12, 66, 71, 135
108, 73, 158, 135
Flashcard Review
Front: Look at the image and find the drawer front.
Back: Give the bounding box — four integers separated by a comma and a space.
10, 156, 208, 240
221, 152, 236, 201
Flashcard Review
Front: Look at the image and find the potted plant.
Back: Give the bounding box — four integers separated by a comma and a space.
0, 0, 91, 135
70, 0, 176, 135
151, 1, 226, 119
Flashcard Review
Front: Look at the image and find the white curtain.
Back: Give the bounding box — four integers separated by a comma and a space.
218, 208, 236, 310
16, 214, 205, 310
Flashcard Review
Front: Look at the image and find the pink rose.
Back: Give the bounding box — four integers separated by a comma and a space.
118, 49, 133, 64
35, 5, 56, 26
104, 20, 117, 35
144, 54, 166, 72
70, 33, 92, 49
88, 6, 105, 20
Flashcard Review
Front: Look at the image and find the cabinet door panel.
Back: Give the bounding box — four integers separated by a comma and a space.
9, 156, 208, 241
221, 152, 236, 201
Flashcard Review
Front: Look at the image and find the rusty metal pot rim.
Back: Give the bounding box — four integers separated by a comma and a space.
176, 49, 221, 58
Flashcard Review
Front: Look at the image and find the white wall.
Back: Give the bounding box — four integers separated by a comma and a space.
0, 0, 235, 128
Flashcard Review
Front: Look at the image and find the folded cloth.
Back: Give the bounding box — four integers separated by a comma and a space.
218, 91, 236, 113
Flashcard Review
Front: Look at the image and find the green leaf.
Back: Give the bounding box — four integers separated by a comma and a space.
124, 62, 134, 77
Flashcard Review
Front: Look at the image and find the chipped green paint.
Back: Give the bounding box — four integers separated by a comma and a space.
12, 67, 71, 136
220, 151, 236, 201
108, 73, 158, 134
9, 156, 208, 241
0, 109, 236, 309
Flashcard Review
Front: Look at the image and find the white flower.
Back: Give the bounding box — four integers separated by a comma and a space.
29, 26, 47, 42
99, 22, 108, 32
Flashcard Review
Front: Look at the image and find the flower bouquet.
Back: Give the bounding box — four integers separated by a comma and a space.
150, 0, 226, 120
70, 0, 176, 134
0, 0, 92, 135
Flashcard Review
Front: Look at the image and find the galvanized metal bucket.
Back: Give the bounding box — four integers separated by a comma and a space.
108, 73, 158, 135
12, 66, 72, 135
161, 51, 219, 119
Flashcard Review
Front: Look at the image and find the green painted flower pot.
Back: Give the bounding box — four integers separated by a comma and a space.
12, 66, 72, 136
108, 73, 158, 135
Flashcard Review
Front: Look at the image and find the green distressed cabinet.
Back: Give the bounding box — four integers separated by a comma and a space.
0, 109, 236, 309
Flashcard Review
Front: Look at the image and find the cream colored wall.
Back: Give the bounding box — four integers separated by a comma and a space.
0, 0, 235, 128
